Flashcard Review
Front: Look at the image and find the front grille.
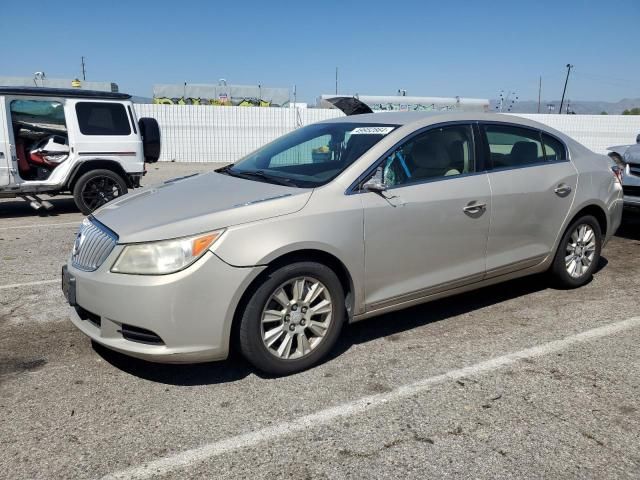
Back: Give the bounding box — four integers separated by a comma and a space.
623, 185, 640, 197
71, 218, 118, 271
118, 324, 164, 345
628, 163, 640, 177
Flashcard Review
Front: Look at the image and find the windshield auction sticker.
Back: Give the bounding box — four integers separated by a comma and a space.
350, 126, 395, 135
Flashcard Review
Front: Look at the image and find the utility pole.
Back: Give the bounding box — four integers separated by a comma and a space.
335, 67, 338, 95
81, 56, 86, 81
559, 64, 573, 114
537, 76, 542, 113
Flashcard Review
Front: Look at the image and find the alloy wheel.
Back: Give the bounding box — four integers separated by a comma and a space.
564, 224, 597, 278
81, 176, 124, 210
261, 276, 333, 360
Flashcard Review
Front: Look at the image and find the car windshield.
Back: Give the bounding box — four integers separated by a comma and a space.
224, 122, 398, 188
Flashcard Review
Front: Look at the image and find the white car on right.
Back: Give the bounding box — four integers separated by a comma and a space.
608, 134, 640, 208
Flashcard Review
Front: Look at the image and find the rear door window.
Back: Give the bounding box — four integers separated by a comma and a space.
75, 102, 131, 136
483, 124, 544, 169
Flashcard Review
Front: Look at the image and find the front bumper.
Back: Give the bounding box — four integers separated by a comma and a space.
66, 249, 264, 363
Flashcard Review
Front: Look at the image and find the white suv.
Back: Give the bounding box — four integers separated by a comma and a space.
0, 87, 160, 214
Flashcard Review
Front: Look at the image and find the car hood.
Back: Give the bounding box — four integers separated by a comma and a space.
93, 172, 312, 243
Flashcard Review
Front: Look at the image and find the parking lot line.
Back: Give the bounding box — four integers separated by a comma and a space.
0, 221, 80, 231
101, 315, 640, 480
0, 279, 59, 290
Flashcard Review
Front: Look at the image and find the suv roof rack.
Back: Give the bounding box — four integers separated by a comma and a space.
0, 86, 131, 100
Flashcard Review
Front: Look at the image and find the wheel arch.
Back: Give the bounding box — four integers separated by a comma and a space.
568, 203, 608, 237
229, 248, 356, 352
66, 159, 132, 191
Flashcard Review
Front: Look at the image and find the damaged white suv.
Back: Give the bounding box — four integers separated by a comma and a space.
0, 87, 160, 214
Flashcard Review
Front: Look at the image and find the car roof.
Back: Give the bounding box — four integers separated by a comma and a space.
0, 86, 131, 100
318, 111, 540, 127
317, 111, 594, 155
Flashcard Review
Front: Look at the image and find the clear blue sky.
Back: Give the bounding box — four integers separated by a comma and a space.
2, 0, 638, 102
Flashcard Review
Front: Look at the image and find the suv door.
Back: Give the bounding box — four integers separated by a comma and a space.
481, 123, 577, 276
360, 124, 491, 310
0, 96, 12, 186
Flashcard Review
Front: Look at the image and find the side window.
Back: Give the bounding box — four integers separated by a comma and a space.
75, 102, 131, 136
541, 133, 567, 162
484, 125, 544, 169
383, 125, 474, 187
269, 134, 332, 166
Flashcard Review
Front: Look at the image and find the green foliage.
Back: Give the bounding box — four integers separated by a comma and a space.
600, 111, 608, 115
622, 107, 640, 115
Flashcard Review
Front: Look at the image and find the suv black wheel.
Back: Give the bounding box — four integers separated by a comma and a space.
238, 261, 345, 376
550, 215, 602, 289
72, 169, 128, 215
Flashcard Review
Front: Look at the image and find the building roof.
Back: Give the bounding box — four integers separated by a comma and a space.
0, 86, 131, 100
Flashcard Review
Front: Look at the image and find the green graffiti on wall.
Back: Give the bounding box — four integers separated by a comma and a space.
153, 97, 272, 107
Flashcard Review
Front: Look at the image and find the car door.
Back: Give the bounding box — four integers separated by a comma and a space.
481, 123, 577, 277
360, 123, 491, 311
0, 96, 12, 186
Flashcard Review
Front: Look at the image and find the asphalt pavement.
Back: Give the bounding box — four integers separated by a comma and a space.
1, 163, 639, 479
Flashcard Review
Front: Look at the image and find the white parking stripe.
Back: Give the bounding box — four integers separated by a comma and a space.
102, 316, 640, 480
0, 221, 80, 231
0, 279, 59, 290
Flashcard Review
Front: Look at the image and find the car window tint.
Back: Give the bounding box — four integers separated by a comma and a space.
541, 133, 567, 161
484, 125, 544, 168
76, 102, 131, 136
383, 124, 474, 187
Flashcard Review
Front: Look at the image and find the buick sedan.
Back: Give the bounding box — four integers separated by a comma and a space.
63, 112, 624, 375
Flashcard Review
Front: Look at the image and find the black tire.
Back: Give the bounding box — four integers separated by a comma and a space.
238, 261, 345, 376
550, 215, 602, 289
72, 169, 128, 215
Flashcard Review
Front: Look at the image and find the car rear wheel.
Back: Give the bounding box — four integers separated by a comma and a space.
551, 215, 602, 288
238, 262, 345, 376
73, 169, 128, 215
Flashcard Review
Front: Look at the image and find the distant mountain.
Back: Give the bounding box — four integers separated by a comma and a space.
490, 98, 640, 115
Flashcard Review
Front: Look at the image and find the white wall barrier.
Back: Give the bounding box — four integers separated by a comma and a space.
133, 105, 341, 163
133, 105, 640, 163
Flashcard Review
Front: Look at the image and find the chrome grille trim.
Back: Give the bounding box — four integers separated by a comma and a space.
71, 218, 118, 272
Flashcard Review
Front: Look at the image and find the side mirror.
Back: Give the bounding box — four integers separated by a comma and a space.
636, 133, 640, 144
363, 177, 388, 193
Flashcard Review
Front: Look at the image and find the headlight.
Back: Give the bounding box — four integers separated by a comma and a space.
111, 230, 224, 275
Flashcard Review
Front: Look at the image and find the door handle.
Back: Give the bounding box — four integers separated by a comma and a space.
463, 202, 487, 215
554, 184, 572, 197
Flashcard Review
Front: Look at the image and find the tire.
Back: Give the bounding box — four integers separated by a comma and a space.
72, 169, 128, 215
550, 215, 602, 288
238, 261, 345, 376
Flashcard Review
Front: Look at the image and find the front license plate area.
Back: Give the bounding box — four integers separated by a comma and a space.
61, 265, 77, 307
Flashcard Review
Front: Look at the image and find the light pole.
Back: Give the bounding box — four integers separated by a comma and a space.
559, 64, 573, 114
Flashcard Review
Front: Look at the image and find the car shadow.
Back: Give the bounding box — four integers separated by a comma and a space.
0, 197, 79, 218
92, 341, 254, 386
97, 265, 604, 385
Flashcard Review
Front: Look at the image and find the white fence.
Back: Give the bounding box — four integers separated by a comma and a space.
132, 105, 640, 163
134, 105, 341, 163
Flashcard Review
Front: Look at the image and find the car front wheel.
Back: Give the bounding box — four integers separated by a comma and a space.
238, 261, 345, 376
551, 215, 602, 288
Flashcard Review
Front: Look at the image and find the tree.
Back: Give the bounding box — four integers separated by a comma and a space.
600, 111, 608, 115
622, 107, 640, 115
